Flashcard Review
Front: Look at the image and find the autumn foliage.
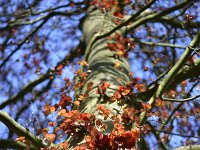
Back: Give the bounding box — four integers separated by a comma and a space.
42, 81, 142, 149
1, 0, 200, 150
44, 105, 140, 149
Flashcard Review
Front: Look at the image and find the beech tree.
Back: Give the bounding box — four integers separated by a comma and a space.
0, 0, 200, 149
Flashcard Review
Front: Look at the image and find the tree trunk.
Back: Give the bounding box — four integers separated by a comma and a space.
70, 7, 135, 147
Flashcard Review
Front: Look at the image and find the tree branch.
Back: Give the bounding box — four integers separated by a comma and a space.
134, 40, 187, 49
4, 11, 83, 29
127, 0, 193, 31
0, 74, 48, 109
157, 17, 200, 29
0, 18, 47, 69
158, 103, 183, 132
154, 130, 200, 139
31, 1, 84, 16
158, 31, 200, 94
0, 139, 37, 150
170, 58, 200, 88
162, 94, 200, 102
140, 30, 200, 124
0, 42, 84, 109
0, 10, 83, 68
147, 122, 168, 150
0, 110, 46, 148
8, 79, 53, 139
84, 0, 192, 64
174, 145, 200, 150
83, 0, 157, 62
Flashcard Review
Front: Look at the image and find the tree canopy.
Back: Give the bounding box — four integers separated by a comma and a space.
0, 0, 200, 149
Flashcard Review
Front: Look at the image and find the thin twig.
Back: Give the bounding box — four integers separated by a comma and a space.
140, 30, 200, 124
0, 42, 83, 109
147, 122, 168, 150
0, 111, 46, 148
162, 94, 200, 102
135, 40, 187, 49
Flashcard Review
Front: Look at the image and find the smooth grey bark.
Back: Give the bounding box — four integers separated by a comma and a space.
78, 8, 132, 131
68, 8, 135, 148
174, 145, 200, 150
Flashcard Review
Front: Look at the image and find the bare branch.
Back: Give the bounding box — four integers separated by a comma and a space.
158, 17, 200, 29
174, 145, 200, 150
156, 31, 200, 97
147, 122, 168, 150
8, 79, 53, 139
31, 1, 84, 15
154, 130, 200, 139
127, 0, 193, 31
2, 11, 83, 29
84, 0, 193, 65
0, 18, 47, 69
0, 110, 46, 148
148, 70, 169, 88
0, 139, 37, 150
159, 103, 183, 132
134, 40, 187, 49
162, 94, 200, 102
0, 10, 84, 68
0, 74, 48, 109
0, 41, 83, 109
170, 58, 200, 88
140, 30, 200, 124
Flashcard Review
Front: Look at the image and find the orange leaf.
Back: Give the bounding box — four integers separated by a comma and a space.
118, 86, 131, 96
134, 83, 146, 93
44, 104, 55, 116
96, 105, 111, 120
45, 134, 56, 141
113, 91, 121, 99
78, 60, 88, 66
59, 141, 68, 149
113, 11, 124, 18
111, 115, 120, 123
121, 88, 131, 96
181, 80, 187, 86
116, 43, 124, 51
114, 33, 121, 40
80, 72, 88, 78
141, 102, 152, 111
42, 128, 48, 135
85, 136, 92, 143
96, 119, 103, 127
58, 109, 66, 117
155, 98, 162, 107
48, 122, 56, 127
56, 64, 63, 71
116, 50, 125, 57
114, 62, 121, 68
101, 124, 107, 131
102, 81, 110, 88
168, 90, 177, 98
143, 66, 149, 71
107, 43, 116, 51
78, 94, 85, 101
74, 145, 85, 150
55, 127, 61, 133
87, 82, 93, 91
16, 136, 25, 142
74, 100, 80, 106
131, 128, 140, 138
